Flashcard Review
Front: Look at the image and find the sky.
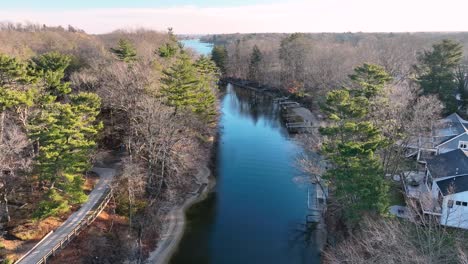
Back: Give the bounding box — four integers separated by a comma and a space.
0, 0, 467, 34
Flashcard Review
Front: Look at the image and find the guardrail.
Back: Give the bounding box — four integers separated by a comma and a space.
16, 188, 113, 264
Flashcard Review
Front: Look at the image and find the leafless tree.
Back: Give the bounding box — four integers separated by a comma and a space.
0, 121, 32, 223
324, 198, 468, 264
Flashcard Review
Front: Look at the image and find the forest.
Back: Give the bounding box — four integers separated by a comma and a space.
3, 22, 468, 263
207, 32, 468, 110
207, 32, 468, 263
0, 24, 218, 263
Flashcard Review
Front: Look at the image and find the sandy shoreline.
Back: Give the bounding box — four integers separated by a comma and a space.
145, 165, 215, 264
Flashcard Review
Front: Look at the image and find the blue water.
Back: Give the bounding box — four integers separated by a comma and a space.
181, 39, 213, 56
171, 40, 320, 264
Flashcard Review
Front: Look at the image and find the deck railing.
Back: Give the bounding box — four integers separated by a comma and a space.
15, 188, 113, 264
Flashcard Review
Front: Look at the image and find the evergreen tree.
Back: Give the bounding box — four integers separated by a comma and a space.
349, 63, 392, 99
161, 55, 217, 122
0, 54, 30, 86
31, 52, 72, 96
110, 39, 137, 63
158, 43, 178, 58
30, 92, 102, 217
167, 27, 177, 43
194, 56, 218, 122
0, 54, 35, 110
161, 55, 200, 112
211, 45, 227, 74
320, 64, 391, 222
248, 45, 262, 82
0, 54, 37, 142
194, 55, 219, 77
157, 28, 179, 58
415, 39, 463, 113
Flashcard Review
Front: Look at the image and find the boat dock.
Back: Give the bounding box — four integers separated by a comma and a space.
306, 183, 328, 223
225, 79, 320, 133
275, 97, 317, 133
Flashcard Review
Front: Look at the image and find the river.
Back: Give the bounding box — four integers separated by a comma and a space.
172, 40, 320, 264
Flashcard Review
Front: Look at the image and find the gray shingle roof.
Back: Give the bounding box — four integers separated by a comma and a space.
427, 149, 468, 178
433, 113, 468, 146
436, 175, 468, 195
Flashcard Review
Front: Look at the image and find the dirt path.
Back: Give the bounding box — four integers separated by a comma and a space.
146, 166, 212, 264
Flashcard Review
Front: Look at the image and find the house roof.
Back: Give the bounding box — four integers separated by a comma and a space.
436, 175, 468, 195
436, 113, 468, 137
433, 113, 468, 145
426, 149, 468, 178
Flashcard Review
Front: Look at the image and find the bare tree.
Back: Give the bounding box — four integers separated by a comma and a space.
0, 121, 32, 223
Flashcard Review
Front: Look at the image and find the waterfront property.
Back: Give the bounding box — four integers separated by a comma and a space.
406, 113, 468, 162
402, 149, 468, 229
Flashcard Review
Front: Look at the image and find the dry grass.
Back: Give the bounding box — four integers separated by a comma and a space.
0, 216, 64, 262
50, 208, 129, 264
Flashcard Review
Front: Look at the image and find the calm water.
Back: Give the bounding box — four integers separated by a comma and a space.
181, 39, 213, 56
171, 40, 320, 264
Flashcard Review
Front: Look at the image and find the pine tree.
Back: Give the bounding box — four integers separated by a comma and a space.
0, 54, 37, 142
110, 39, 137, 63
31, 52, 72, 95
161, 55, 218, 122
0, 54, 30, 86
320, 64, 391, 222
211, 45, 227, 74
248, 45, 262, 82
349, 63, 392, 99
194, 56, 218, 122
158, 43, 178, 58
161, 55, 200, 112
30, 92, 102, 217
415, 39, 463, 113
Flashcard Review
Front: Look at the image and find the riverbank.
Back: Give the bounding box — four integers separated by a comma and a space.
146, 165, 215, 264
145, 124, 220, 264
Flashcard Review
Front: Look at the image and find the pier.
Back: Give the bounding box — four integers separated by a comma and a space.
275, 97, 317, 133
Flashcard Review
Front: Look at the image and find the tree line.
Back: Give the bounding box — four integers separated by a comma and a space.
208, 32, 468, 262
209, 33, 468, 111
0, 25, 219, 262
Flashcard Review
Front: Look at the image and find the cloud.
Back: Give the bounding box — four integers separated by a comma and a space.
0, 0, 467, 34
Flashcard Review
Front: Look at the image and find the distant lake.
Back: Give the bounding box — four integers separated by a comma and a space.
181, 39, 213, 56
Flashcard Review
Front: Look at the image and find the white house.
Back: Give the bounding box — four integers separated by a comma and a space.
422, 149, 468, 229
434, 176, 468, 229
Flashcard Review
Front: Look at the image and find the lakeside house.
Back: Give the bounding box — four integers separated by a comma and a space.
403, 148, 468, 229
406, 113, 468, 162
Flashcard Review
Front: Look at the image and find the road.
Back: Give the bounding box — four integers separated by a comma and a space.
17, 167, 115, 264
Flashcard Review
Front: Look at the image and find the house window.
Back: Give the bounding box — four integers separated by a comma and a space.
463, 202, 468, 207
448, 200, 454, 208
459, 141, 468, 149
456, 201, 462, 206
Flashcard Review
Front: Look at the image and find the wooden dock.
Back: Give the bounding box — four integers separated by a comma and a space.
226, 80, 318, 134
306, 183, 328, 223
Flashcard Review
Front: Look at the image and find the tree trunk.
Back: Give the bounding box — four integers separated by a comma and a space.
0, 111, 5, 145
3, 192, 10, 223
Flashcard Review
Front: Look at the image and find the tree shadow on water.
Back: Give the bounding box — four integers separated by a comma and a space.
286, 221, 321, 264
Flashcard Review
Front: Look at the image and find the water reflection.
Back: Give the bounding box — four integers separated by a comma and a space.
288, 221, 321, 264
170, 83, 320, 264
224, 84, 285, 134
